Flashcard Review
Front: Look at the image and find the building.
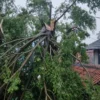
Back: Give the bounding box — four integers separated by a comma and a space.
86, 39, 100, 65
73, 39, 100, 85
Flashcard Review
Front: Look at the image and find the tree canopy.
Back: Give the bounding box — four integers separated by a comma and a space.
0, 0, 100, 100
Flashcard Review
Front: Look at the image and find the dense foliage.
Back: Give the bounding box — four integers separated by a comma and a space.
0, 0, 100, 100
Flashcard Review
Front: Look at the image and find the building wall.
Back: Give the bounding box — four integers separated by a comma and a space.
86, 50, 94, 64
86, 50, 100, 65
94, 50, 98, 65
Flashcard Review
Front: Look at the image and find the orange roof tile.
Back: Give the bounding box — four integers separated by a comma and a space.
73, 66, 100, 85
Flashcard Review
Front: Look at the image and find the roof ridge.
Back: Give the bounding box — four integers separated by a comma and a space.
86, 39, 100, 50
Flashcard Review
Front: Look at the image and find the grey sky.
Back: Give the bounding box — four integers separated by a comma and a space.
15, 0, 100, 44
15, 0, 26, 7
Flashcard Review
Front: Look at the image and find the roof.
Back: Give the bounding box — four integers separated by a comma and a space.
84, 64, 100, 69
73, 66, 100, 85
86, 39, 100, 50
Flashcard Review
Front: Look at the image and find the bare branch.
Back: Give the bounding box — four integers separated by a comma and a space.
0, 37, 32, 48
0, 38, 29, 60
0, 37, 46, 91
0, 19, 4, 44
0, 19, 4, 34
44, 82, 52, 100
55, 0, 77, 23
0, 32, 47, 60
70, 53, 92, 83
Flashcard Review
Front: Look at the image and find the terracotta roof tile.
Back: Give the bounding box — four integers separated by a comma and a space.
73, 66, 100, 85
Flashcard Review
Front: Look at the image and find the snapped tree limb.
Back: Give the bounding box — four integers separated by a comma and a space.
55, 0, 77, 23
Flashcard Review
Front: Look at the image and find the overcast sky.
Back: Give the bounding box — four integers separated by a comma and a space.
15, 0, 100, 44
